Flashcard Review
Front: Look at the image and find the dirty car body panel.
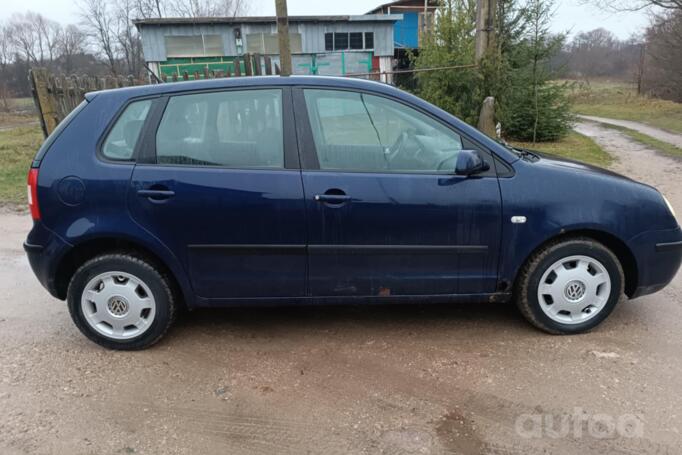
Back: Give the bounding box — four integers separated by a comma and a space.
23, 76, 681, 314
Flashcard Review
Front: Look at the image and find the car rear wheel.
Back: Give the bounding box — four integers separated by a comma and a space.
515, 238, 624, 334
67, 253, 177, 350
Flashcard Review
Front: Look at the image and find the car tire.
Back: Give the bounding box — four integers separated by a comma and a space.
515, 238, 624, 334
67, 252, 177, 350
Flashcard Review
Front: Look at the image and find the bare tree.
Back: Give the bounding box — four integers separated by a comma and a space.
0, 24, 11, 73
35, 14, 62, 64
7, 12, 62, 66
641, 10, 682, 101
561, 28, 643, 83
7, 13, 40, 64
134, 0, 166, 18
584, 0, 681, 12
114, 0, 143, 76
79, 0, 119, 74
166, 0, 248, 17
58, 25, 86, 74
0, 23, 13, 111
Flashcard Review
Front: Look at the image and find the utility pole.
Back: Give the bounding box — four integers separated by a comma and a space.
275, 0, 292, 76
475, 0, 497, 136
475, 0, 496, 63
636, 42, 646, 95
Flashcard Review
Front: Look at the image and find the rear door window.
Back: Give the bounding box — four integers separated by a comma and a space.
102, 99, 152, 161
155, 89, 284, 168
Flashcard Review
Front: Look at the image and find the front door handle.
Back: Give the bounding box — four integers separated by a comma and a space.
137, 189, 175, 200
315, 188, 351, 205
314, 194, 351, 203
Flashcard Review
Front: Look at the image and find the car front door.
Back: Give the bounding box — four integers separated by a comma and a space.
127, 87, 306, 301
295, 88, 502, 297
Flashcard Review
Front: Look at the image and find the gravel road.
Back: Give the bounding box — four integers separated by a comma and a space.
1, 123, 681, 454
577, 115, 682, 148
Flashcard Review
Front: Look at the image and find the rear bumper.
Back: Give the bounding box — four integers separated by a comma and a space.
24, 222, 72, 300
629, 226, 682, 299
655, 240, 682, 253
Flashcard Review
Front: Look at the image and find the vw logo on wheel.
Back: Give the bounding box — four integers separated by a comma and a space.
107, 296, 129, 317
564, 280, 586, 302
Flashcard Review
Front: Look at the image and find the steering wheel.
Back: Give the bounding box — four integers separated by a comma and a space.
385, 130, 421, 164
437, 154, 459, 172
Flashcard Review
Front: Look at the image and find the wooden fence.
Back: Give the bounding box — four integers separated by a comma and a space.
29, 53, 279, 138
29, 68, 144, 138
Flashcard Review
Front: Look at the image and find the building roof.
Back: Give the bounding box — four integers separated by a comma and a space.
366, 0, 439, 15
133, 15, 402, 27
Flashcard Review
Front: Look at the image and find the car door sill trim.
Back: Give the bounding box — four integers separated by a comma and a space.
308, 244, 488, 254
192, 292, 512, 307
188, 244, 306, 254
188, 244, 488, 254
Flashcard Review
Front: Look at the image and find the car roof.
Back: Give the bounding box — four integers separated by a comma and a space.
85, 75, 400, 101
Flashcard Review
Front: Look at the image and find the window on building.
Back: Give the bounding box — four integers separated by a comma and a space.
350, 32, 363, 50
324, 32, 375, 51
165, 35, 223, 58
102, 100, 152, 161
156, 89, 284, 168
334, 33, 349, 50
246, 33, 302, 54
364, 32, 374, 49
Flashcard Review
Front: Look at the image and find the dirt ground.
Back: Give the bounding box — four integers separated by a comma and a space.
1, 121, 681, 454
578, 115, 682, 148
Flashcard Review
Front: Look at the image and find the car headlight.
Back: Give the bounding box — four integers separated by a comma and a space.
662, 194, 677, 220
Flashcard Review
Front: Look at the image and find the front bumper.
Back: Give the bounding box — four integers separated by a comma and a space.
629, 226, 682, 298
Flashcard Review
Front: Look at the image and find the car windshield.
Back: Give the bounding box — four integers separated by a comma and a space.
495, 139, 538, 160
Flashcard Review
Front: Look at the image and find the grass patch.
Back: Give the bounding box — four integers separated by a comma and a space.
568, 79, 682, 134
0, 112, 38, 129
511, 130, 612, 167
595, 122, 682, 159
0, 125, 43, 205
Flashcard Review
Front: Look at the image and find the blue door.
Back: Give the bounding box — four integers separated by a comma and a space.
296, 88, 502, 297
395, 12, 419, 48
127, 88, 306, 300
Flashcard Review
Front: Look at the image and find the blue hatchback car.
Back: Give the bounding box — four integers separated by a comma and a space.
24, 76, 682, 349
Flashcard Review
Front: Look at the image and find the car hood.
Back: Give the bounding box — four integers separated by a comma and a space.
527, 150, 634, 182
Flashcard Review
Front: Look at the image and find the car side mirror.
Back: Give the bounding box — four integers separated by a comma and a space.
455, 150, 490, 176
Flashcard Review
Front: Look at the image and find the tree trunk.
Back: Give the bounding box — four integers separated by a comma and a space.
478, 96, 496, 137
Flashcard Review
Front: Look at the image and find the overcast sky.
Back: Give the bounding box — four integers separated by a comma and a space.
0, 0, 650, 40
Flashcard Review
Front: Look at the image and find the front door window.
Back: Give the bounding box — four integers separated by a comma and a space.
303, 89, 463, 173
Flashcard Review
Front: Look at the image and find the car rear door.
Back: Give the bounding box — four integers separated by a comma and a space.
294, 87, 502, 297
127, 87, 306, 301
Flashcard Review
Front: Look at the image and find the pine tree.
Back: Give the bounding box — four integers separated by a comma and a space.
412, 0, 481, 125
502, 0, 573, 141
412, 0, 573, 142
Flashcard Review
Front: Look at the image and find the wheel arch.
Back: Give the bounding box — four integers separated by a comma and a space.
54, 236, 194, 308
513, 229, 638, 298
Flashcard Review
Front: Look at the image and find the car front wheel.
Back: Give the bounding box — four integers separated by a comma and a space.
516, 238, 624, 334
67, 252, 177, 350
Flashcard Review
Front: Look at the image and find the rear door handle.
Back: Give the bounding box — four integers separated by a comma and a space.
137, 189, 175, 200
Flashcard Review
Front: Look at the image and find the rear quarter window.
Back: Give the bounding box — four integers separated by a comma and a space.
33, 100, 88, 164
101, 99, 152, 161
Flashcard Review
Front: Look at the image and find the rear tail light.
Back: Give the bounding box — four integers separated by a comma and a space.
27, 168, 41, 220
